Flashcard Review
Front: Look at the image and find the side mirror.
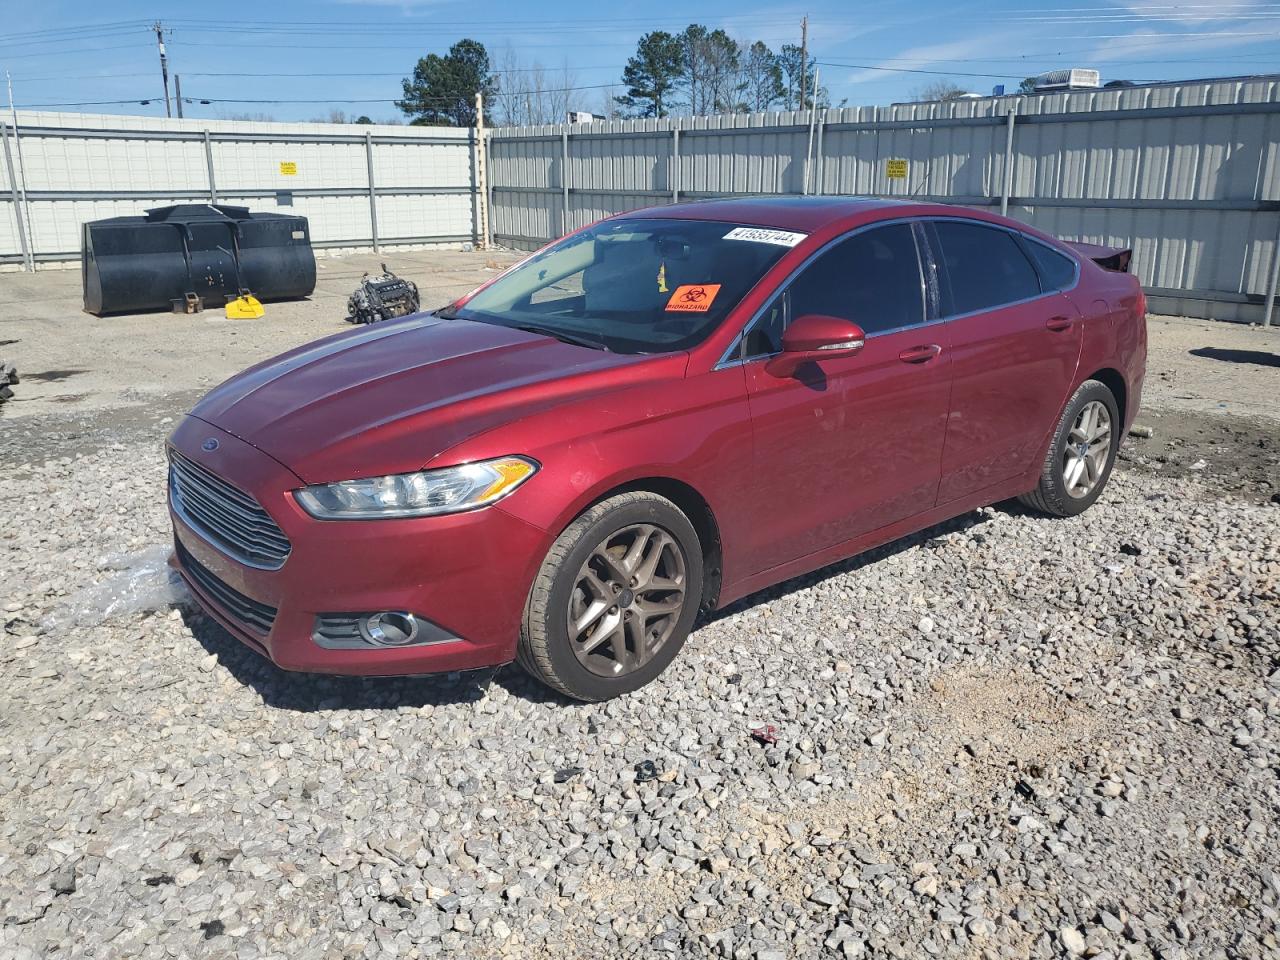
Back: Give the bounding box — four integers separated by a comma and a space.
765, 314, 866, 378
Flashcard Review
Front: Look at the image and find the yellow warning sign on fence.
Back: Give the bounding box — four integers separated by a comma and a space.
279, 161, 297, 176
885, 158, 908, 179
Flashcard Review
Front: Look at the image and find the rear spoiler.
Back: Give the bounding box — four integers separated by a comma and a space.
1064, 241, 1132, 273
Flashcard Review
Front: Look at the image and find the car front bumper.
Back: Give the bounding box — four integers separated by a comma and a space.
167, 417, 551, 676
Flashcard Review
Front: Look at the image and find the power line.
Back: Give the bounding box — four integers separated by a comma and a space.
0, 7, 1275, 50
165, 36, 800, 51
817, 61, 1026, 81
5, 73, 152, 82
189, 82, 621, 105
13, 98, 166, 108
176, 65, 620, 78
0, 20, 150, 42
153, 7, 1280, 30
12, 48, 1278, 86
0, 41, 152, 61
0, 26, 149, 51
11, 46, 1278, 86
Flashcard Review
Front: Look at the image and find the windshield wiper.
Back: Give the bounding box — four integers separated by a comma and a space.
510, 323, 610, 352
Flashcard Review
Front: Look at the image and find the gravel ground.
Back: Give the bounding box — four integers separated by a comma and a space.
2, 405, 1278, 960
2, 283, 1279, 959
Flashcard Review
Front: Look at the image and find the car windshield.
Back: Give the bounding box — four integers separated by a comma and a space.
444, 218, 801, 354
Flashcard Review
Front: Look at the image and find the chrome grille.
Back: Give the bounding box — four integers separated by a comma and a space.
176, 541, 277, 636
168, 449, 291, 569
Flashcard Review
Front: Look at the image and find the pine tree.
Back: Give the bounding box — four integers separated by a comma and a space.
615, 31, 684, 118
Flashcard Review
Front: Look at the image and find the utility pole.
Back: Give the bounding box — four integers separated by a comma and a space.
5, 70, 35, 271
799, 15, 808, 110
174, 75, 184, 118
4, 70, 35, 271
153, 21, 172, 118
474, 91, 490, 251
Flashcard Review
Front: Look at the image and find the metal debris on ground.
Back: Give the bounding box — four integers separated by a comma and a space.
345, 265, 421, 325
751, 723, 779, 746
1129, 424, 1155, 438
0, 361, 16, 405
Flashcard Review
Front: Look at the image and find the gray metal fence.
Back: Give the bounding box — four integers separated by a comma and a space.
490, 75, 1280, 324
0, 111, 478, 268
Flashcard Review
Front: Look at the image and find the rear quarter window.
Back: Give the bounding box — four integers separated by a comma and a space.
934, 220, 1041, 315
1021, 238, 1078, 292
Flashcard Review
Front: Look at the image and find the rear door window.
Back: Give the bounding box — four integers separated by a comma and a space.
933, 220, 1041, 315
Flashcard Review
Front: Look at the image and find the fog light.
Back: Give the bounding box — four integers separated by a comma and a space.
358, 611, 419, 647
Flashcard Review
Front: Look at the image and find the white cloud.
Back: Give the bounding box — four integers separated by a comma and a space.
830, 29, 1035, 89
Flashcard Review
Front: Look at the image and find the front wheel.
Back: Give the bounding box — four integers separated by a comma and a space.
517, 492, 703, 701
1019, 379, 1120, 517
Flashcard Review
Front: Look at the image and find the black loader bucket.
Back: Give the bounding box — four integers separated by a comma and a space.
82, 203, 316, 316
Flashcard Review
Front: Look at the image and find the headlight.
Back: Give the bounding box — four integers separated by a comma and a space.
294, 456, 538, 519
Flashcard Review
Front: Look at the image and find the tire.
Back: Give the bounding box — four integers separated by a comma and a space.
1019, 379, 1120, 518
517, 491, 703, 702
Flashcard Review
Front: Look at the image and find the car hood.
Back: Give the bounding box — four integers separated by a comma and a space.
189, 314, 666, 482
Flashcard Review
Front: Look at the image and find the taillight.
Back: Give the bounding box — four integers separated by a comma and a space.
1136, 288, 1147, 318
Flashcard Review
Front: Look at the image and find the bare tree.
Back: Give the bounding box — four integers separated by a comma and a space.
596, 85, 622, 120
494, 45, 579, 125
216, 111, 278, 122
737, 41, 784, 113
680, 25, 741, 115
546, 62, 575, 122
911, 80, 969, 102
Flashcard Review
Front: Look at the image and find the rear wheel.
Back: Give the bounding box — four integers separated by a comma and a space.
1019, 379, 1120, 517
517, 492, 703, 701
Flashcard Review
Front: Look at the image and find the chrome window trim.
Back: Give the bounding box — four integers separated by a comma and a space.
716, 214, 1084, 371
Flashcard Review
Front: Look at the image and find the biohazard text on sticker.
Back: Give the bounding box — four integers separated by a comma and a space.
666, 284, 722, 312
723, 227, 807, 247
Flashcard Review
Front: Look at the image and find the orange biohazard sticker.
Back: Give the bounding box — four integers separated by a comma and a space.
665, 284, 722, 312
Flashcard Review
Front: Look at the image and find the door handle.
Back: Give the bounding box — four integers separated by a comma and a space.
1046, 315, 1076, 332
899, 343, 942, 364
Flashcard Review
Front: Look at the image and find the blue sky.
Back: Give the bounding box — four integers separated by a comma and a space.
1, 1, 1278, 122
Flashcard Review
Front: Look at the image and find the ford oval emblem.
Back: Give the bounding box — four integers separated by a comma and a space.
202, 437, 219, 452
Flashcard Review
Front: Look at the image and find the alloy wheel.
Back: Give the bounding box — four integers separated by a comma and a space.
1062, 399, 1112, 499
567, 523, 688, 678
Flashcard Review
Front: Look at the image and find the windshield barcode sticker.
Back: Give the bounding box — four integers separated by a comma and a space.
723, 227, 807, 247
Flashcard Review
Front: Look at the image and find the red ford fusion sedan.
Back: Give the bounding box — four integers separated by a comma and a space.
169, 197, 1146, 701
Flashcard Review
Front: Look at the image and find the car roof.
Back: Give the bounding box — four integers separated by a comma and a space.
615, 196, 916, 232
